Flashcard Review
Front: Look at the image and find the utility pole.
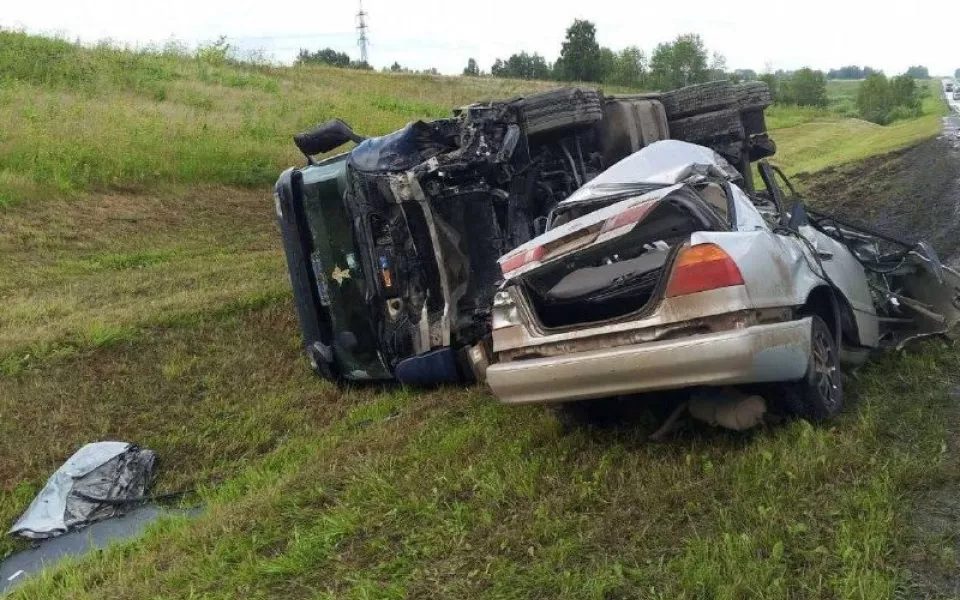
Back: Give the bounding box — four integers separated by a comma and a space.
356, 0, 369, 66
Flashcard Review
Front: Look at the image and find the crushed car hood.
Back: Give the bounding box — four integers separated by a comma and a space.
561, 140, 742, 205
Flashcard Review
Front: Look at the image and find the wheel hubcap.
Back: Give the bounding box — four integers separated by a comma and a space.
812, 329, 839, 408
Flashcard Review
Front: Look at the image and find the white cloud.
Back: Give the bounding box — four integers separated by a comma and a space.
2, 0, 957, 77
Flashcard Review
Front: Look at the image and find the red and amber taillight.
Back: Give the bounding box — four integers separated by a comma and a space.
665, 243, 744, 298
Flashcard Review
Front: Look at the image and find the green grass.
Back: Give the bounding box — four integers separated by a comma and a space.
2, 31, 960, 599
0, 30, 563, 206
768, 80, 947, 175
3, 318, 958, 598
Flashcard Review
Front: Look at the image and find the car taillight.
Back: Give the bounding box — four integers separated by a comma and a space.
600, 200, 657, 233
665, 243, 744, 297
500, 246, 545, 275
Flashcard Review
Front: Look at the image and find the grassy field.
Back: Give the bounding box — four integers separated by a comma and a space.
2, 30, 959, 599
765, 80, 947, 175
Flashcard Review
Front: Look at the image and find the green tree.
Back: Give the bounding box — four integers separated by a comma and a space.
463, 58, 479, 76
890, 74, 921, 111
390, 61, 403, 72
598, 47, 617, 82
759, 73, 778, 103
491, 52, 551, 80
780, 68, 827, 107
604, 46, 645, 87
708, 51, 727, 81
296, 47, 350, 67
904, 65, 930, 79
558, 19, 602, 81
857, 73, 892, 124
649, 34, 708, 90
955, 68, 960, 79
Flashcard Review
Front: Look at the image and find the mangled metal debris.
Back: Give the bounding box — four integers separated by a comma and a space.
276, 81, 773, 385
9, 442, 156, 540
273, 80, 960, 429
486, 141, 960, 422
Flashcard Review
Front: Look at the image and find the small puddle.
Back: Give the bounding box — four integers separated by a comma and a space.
0, 505, 199, 595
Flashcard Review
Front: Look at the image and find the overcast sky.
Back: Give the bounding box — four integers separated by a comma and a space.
2, 0, 958, 77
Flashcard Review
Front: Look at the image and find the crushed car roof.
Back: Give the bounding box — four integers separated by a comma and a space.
561, 140, 743, 205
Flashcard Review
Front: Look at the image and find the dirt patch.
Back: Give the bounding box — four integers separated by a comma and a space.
795, 120, 960, 264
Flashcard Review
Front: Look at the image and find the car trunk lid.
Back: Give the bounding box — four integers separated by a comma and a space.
502, 184, 727, 329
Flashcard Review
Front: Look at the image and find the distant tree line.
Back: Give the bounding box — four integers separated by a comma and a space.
904, 65, 930, 79
461, 20, 746, 91
295, 48, 372, 70
756, 65, 928, 124
755, 69, 828, 107
827, 65, 880, 80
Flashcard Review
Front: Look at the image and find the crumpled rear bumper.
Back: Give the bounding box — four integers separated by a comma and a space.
487, 318, 812, 405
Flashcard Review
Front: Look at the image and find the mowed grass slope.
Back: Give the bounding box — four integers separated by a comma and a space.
767, 80, 947, 175
2, 31, 959, 599
0, 30, 561, 207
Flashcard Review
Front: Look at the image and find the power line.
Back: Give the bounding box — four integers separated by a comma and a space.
356, 0, 369, 65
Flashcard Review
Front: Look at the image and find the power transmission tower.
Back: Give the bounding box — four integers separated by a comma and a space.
356, 0, 369, 65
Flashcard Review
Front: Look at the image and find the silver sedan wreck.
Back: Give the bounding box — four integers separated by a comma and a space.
485, 140, 960, 424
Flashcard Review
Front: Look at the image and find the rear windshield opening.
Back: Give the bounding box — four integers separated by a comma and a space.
523, 201, 705, 329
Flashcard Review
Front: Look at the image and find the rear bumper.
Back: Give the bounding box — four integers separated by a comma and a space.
487, 318, 812, 405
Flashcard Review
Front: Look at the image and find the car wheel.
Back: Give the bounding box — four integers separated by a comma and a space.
790, 316, 844, 422
661, 80, 736, 119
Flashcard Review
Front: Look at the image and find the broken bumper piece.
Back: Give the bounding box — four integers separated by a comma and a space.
486, 318, 812, 405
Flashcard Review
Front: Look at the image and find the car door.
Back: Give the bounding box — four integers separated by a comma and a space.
757, 163, 880, 346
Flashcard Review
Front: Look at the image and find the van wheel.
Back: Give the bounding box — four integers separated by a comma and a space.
668, 108, 745, 144
788, 316, 843, 422
661, 80, 736, 119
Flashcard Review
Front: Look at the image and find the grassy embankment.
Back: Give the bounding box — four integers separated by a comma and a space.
2, 31, 958, 599
767, 79, 948, 175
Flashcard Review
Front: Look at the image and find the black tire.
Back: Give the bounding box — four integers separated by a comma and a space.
661, 80, 736, 119
669, 108, 745, 144
517, 87, 603, 136
786, 316, 843, 422
734, 82, 773, 111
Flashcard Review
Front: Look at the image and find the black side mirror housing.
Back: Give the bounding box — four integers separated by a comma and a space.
293, 119, 367, 160
787, 201, 809, 230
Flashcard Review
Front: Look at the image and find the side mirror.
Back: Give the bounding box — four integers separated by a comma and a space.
294, 119, 367, 160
